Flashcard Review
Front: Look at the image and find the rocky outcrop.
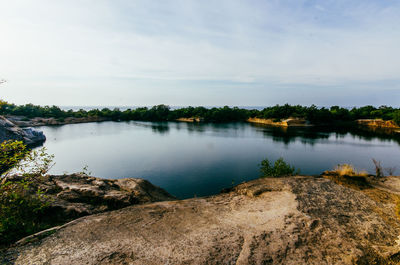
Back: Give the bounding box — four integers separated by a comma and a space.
0, 116, 45, 146
357, 119, 400, 129
4, 174, 175, 223
3, 176, 400, 264
5, 115, 109, 127
176, 117, 204, 122
247, 117, 311, 127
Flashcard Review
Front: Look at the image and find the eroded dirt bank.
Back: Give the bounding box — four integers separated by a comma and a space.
3, 176, 400, 264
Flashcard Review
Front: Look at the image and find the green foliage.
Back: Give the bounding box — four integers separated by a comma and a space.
2, 145, 55, 178
1, 100, 400, 124
0, 99, 8, 108
257, 104, 400, 124
0, 176, 50, 245
0, 141, 54, 245
260, 157, 300, 178
0, 140, 29, 175
393, 110, 400, 126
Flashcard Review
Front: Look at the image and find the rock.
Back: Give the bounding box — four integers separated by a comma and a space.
3, 176, 400, 264
6, 115, 109, 127
4, 173, 175, 223
176, 117, 204, 122
0, 116, 46, 146
247, 117, 311, 127
357, 119, 400, 129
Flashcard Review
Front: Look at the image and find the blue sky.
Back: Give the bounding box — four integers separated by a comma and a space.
0, 0, 399, 106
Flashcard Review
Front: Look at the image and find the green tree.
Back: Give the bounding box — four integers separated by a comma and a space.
393, 110, 400, 126
260, 157, 300, 178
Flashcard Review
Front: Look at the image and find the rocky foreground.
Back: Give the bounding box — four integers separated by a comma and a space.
2, 174, 400, 264
4, 173, 175, 224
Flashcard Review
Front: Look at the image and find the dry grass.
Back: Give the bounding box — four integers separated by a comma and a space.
323, 164, 370, 190
396, 199, 400, 219
332, 164, 369, 177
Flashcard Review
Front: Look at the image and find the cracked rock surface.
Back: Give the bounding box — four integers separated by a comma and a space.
1, 173, 175, 231
3, 176, 400, 264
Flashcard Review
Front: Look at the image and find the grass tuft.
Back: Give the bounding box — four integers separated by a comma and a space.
332, 164, 369, 177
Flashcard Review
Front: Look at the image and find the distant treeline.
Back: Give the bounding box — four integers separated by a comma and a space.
0, 100, 399, 125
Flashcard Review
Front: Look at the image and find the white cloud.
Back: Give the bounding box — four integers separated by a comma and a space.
0, 0, 399, 105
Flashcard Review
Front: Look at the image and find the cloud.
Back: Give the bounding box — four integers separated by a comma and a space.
0, 0, 399, 106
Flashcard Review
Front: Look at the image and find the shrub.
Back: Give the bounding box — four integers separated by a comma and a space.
260, 157, 300, 178
0, 176, 50, 245
372, 159, 384, 178
332, 164, 368, 177
0, 140, 54, 245
393, 110, 400, 126
0, 140, 29, 175
385, 167, 396, 176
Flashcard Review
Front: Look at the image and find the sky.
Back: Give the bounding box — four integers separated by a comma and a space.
0, 0, 399, 107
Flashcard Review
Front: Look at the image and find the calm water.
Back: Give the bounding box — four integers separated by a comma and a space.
37, 121, 400, 199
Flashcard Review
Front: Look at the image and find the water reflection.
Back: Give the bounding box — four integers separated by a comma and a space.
249, 123, 400, 146
151, 123, 170, 134
37, 121, 400, 199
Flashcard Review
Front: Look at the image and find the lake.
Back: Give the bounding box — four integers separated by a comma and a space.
37, 121, 400, 199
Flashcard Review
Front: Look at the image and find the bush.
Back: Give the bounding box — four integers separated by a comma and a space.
372, 159, 384, 178
332, 164, 368, 177
0, 140, 29, 175
0, 176, 50, 245
260, 157, 299, 178
0, 140, 54, 245
393, 110, 400, 126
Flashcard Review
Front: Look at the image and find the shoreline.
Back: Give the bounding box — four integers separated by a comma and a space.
6, 115, 111, 127
246, 117, 312, 127
3, 115, 400, 142
6, 114, 400, 129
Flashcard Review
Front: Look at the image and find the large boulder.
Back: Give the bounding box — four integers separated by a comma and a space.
0, 116, 45, 146
4, 173, 175, 223
3, 176, 400, 264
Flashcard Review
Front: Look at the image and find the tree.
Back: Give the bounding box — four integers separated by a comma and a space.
393, 110, 400, 126
260, 157, 299, 178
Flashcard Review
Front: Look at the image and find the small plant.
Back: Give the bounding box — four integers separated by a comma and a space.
260, 157, 300, 178
372, 159, 384, 178
0, 140, 29, 175
385, 167, 397, 176
332, 164, 368, 177
79, 165, 92, 176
